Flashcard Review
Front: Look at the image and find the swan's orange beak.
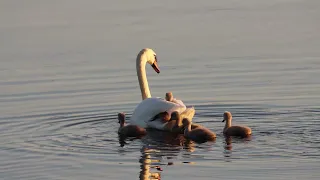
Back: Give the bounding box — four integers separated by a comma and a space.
151, 61, 160, 74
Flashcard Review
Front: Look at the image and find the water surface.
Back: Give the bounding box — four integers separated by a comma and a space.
1, 0, 320, 179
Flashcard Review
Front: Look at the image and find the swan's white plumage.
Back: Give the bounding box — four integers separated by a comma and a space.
171, 98, 185, 109
130, 97, 187, 128
130, 48, 195, 130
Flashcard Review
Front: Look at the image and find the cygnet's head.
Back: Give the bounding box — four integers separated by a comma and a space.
222, 111, 232, 122
139, 48, 160, 73
170, 111, 180, 120
182, 118, 191, 126
162, 111, 171, 121
118, 112, 125, 124
165, 92, 173, 101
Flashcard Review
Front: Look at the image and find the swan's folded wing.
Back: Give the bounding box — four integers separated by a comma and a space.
130, 97, 186, 128
171, 98, 185, 107
167, 98, 186, 114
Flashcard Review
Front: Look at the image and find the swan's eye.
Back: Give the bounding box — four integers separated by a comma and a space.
154, 54, 157, 62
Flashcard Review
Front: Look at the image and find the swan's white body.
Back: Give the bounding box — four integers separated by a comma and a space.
129, 48, 195, 130
130, 97, 187, 128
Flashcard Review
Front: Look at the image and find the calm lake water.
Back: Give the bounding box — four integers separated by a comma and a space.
1, 0, 320, 179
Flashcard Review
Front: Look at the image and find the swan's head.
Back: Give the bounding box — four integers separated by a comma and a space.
222, 111, 232, 122
165, 92, 173, 101
140, 48, 160, 73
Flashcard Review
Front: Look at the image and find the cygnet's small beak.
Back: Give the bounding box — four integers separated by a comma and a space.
222, 119, 225, 122
151, 61, 160, 74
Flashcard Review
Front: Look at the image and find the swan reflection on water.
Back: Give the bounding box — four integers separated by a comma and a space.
118, 129, 253, 179
118, 129, 196, 180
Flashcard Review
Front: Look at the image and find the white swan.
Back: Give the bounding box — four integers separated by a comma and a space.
130, 48, 195, 130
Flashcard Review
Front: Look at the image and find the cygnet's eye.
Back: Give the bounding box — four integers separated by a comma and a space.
154, 54, 157, 62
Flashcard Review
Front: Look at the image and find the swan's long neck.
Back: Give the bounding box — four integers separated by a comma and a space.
136, 52, 151, 100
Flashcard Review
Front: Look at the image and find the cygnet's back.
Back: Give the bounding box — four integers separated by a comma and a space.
118, 112, 147, 138
182, 118, 216, 143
